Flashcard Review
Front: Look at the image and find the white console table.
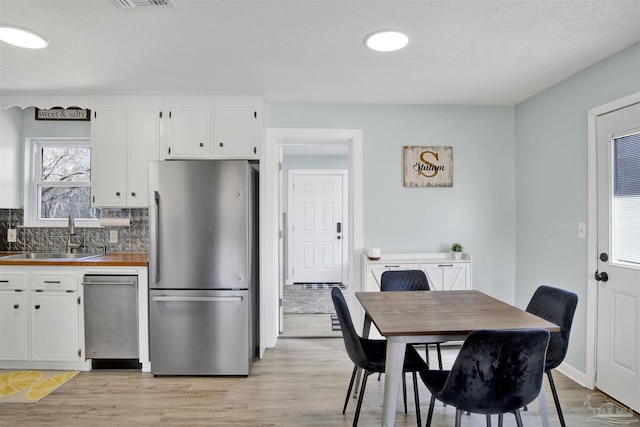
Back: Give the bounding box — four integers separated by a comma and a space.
362, 252, 473, 292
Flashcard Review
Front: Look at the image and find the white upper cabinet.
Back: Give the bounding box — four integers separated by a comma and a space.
165, 107, 211, 158
91, 95, 162, 208
0, 107, 23, 208
213, 106, 260, 158
165, 94, 262, 160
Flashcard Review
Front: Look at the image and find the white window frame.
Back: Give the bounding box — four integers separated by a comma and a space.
24, 137, 99, 227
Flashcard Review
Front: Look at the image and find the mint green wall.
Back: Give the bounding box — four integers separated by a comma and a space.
266, 104, 516, 302
515, 43, 640, 374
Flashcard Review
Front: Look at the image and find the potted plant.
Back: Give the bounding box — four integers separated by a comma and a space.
450, 242, 463, 259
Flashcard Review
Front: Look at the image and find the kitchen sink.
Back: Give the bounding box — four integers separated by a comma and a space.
1, 252, 102, 260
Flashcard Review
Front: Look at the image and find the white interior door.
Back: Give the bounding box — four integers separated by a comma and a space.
288, 170, 346, 283
595, 101, 640, 412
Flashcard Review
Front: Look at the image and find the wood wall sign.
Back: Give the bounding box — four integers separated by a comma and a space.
403, 146, 453, 187
35, 107, 91, 121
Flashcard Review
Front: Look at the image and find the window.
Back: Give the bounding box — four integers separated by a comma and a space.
612, 130, 640, 265
26, 138, 99, 226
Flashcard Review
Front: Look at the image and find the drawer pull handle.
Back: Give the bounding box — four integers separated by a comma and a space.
13, 304, 19, 309
0, 280, 9, 283
35, 304, 41, 309
438, 264, 454, 267
384, 265, 400, 268
44, 280, 61, 284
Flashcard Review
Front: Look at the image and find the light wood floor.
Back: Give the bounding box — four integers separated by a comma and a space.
3, 337, 637, 426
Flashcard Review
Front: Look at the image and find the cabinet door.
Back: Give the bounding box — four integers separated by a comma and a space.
166, 107, 211, 158
422, 264, 470, 291
127, 108, 160, 207
91, 108, 128, 207
213, 107, 259, 159
31, 292, 79, 361
0, 292, 27, 360
365, 263, 420, 291
0, 108, 22, 208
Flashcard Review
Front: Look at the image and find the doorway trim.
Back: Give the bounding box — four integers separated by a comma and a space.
260, 128, 363, 352
586, 91, 640, 389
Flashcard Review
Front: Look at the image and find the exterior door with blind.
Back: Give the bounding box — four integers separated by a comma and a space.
287, 170, 346, 284
595, 102, 640, 413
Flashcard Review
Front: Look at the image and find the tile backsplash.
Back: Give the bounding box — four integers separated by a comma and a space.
0, 208, 149, 253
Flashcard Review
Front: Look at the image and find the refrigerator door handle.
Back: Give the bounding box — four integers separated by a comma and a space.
152, 296, 243, 302
150, 191, 160, 284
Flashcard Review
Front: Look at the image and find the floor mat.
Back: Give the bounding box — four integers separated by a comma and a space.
0, 370, 79, 402
301, 283, 345, 290
331, 314, 341, 331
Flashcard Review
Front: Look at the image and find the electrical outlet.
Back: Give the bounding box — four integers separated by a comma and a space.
7, 229, 17, 243
109, 230, 118, 243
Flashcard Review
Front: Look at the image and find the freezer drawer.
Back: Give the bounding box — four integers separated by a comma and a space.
149, 289, 251, 376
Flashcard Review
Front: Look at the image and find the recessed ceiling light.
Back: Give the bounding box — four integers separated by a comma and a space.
0, 25, 48, 49
365, 30, 408, 52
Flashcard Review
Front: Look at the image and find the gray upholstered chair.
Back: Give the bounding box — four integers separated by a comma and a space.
420, 328, 550, 427
380, 269, 443, 369
331, 287, 428, 427
525, 285, 578, 427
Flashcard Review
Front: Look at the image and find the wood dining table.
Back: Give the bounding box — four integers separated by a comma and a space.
356, 290, 561, 427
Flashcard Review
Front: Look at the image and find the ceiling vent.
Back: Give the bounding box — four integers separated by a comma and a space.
114, 0, 174, 8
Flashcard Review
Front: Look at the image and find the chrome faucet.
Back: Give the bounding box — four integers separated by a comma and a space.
66, 214, 84, 253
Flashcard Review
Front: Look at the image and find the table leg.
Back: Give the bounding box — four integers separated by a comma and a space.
382, 337, 405, 426
538, 377, 550, 427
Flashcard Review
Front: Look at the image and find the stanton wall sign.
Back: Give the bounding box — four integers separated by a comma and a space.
35, 107, 91, 121
403, 146, 453, 187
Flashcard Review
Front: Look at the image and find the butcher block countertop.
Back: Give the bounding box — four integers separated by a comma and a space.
0, 252, 148, 267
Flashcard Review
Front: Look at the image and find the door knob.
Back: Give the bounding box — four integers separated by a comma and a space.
594, 271, 609, 282
599, 252, 609, 262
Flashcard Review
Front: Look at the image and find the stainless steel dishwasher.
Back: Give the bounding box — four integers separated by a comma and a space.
82, 275, 139, 359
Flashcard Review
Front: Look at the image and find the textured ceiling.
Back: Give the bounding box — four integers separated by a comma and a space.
0, 0, 639, 106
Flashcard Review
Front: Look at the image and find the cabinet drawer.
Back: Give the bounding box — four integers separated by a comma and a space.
0, 272, 26, 290
30, 273, 78, 290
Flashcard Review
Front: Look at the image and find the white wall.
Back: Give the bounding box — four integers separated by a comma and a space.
515, 42, 640, 374
266, 104, 516, 302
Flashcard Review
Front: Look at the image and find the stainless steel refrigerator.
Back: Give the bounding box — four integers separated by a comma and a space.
148, 160, 259, 376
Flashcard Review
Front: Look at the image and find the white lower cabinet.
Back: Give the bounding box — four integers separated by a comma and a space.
0, 267, 87, 370
0, 291, 27, 360
31, 291, 79, 361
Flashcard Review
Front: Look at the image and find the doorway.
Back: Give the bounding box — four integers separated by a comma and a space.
260, 129, 364, 349
587, 93, 640, 413
281, 150, 348, 337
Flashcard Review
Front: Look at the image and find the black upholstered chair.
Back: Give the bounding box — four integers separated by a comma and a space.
420, 329, 550, 427
525, 285, 578, 427
331, 287, 428, 427
380, 269, 443, 369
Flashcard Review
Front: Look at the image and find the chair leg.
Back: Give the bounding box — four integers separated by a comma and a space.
343, 366, 358, 414
402, 373, 407, 413
485, 414, 491, 426
514, 410, 524, 427
547, 369, 566, 427
412, 371, 421, 427
436, 343, 443, 370
353, 371, 369, 427
455, 408, 463, 427
426, 394, 436, 427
